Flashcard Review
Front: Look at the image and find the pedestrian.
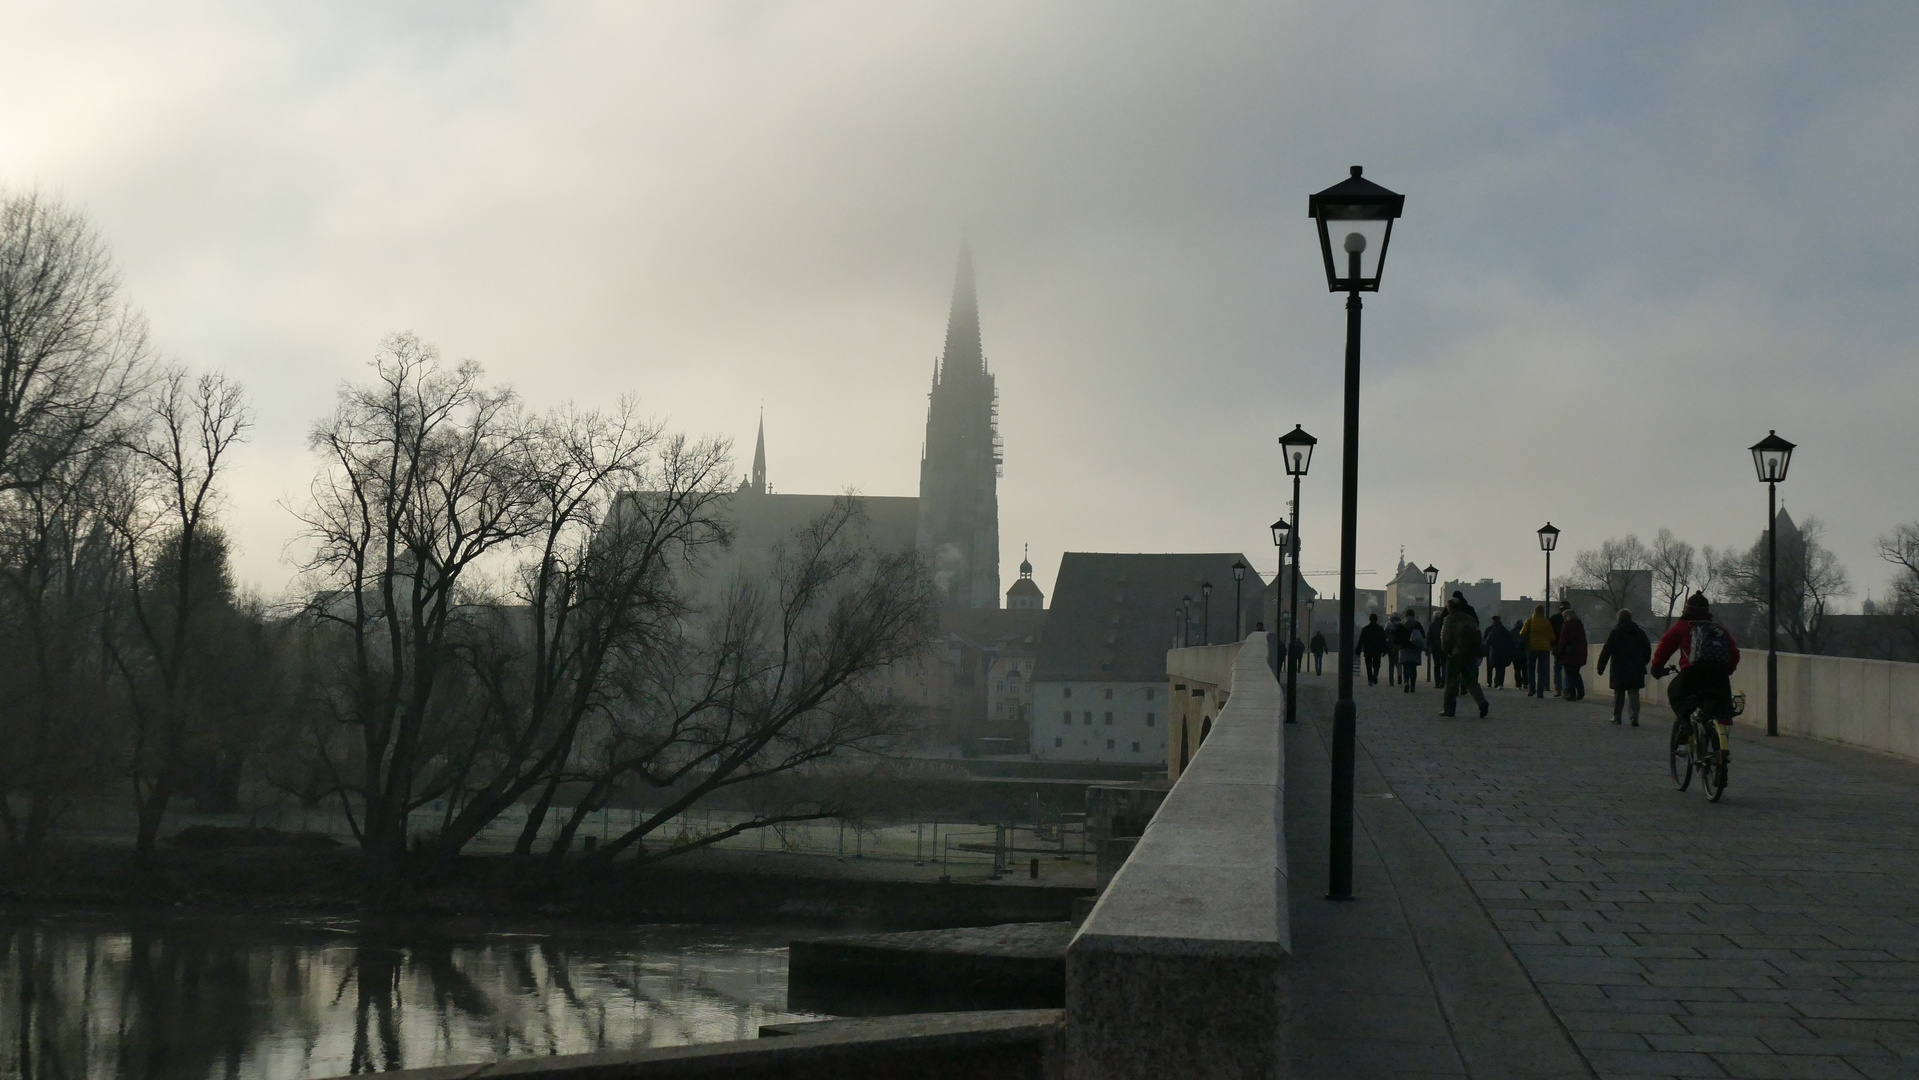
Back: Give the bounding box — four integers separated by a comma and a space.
1440, 596, 1490, 718
1519, 603, 1556, 698
1556, 608, 1589, 701
1427, 607, 1446, 687
1309, 630, 1327, 675
1596, 609, 1652, 726
1550, 601, 1569, 696
1385, 613, 1402, 685
1395, 610, 1425, 692
1288, 636, 1306, 680
1483, 615, 1516, 689
1359, 614, 1387, 686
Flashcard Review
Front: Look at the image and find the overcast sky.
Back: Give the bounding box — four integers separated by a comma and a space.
4, 2, 1916, 611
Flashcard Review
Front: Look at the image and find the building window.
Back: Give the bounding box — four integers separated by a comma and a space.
1146, 713, 1155, 727
1055, 737, 1063, 748
1063, 687, 1072, 699
1104, 712, 1113, 725
1083, 712, 1092, 725
1063, 711, 1072, 724
1104, 688, 1114, 700
1131, 741, 1141, 753
1106, 739, 1115, 750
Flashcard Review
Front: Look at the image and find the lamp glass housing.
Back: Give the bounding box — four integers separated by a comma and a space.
1538, 522, 1560, 552
1278, 424, 1318, 477
1423, 565, 1439, 587
1271, 518, 1290, 549
1232, 559, 1247, 581
1202, 581, 1213, 598
1750, 430, 1794, 483
1309, 166, 1405, 292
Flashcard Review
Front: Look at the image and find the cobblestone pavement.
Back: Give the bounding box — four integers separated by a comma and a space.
1350, 674, 1919, 1080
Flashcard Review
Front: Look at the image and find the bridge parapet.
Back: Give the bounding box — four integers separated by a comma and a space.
1063, 633, 1288, 1079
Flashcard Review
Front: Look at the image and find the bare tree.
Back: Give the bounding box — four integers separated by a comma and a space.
1876, 523, 1919, 655
575, 496, 936, 867
1723, 514, 1852, 654
0, 189, 150, 495
0, 443, 124, 851
1569, 534, 1651, 613
294, 333, 540, 888
102, 369, 251, 855
1648, 528, 1697, 626
424, 407, 735, 860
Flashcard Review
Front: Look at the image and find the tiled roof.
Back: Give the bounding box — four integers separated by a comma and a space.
1032, 552, 1267, 682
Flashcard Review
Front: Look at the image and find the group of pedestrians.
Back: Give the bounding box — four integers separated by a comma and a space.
1349, 596, 1687, 727
1303, 589, 1744, 733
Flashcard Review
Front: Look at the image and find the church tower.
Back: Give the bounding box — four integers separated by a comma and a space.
917, 241, 1002, 609
738, 410, 768, 494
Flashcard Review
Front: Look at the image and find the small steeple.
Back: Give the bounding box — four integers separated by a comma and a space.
1020, 543, 1033, 579
748, 410, 767, 494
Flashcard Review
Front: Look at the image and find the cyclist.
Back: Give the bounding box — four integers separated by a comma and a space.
1650, 592, 1741, 723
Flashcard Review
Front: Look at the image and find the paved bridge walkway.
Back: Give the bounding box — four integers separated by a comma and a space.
1287, 674, 1919, 1080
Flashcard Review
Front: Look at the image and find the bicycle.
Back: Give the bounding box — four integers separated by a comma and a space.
1657, 671, 1745, 803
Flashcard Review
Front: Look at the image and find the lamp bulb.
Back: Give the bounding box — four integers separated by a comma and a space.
1343, 232, 1367, 254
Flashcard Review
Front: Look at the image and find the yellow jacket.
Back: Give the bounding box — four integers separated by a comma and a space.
1520, 615, 1557, 651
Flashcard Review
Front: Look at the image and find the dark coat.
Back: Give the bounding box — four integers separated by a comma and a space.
1597, 621, 1653, 690
1358, 622, 1388, 657
1555, 616, 1589, 669
1309, 632, 1328, 656
1483, 623, 1518, 666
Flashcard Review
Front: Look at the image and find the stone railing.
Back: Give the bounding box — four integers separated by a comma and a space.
1063, 632, 1289, 1079
1594, 644, 1919, 759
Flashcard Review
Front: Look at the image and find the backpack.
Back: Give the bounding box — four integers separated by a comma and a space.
1445, 609, 1482, 658
1688, 620, 1733, 667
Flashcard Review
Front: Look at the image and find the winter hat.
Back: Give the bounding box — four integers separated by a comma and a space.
1682, 591, 1711, 618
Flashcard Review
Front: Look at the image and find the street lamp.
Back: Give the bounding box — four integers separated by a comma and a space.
1279, 424, 1317, 733
1182, 595, 1193, 649
1311, 165, 1404, 902
1201, 580, 1214, 646
1750, 430, 1795, 737
1231, 560, 1249, 641
1172, 607, 1181, 649
1423, 564, 1439, 614
1270, 518, 1290, 643
1537, 522, 1560, 609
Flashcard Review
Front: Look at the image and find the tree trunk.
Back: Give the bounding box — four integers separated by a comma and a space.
134, 777, 172, 858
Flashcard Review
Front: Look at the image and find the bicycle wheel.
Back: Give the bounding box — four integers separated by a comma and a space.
1701, 723, 1727, 802
1668, 717, 1693, 791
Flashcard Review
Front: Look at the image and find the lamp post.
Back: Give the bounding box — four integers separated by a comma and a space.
1279, 424, 1317, 732
1182, 595, 1193, 649
1270, 518, 1290, 632
1422, 564, 1441, 684
1537, 521, 1560, 608
1201, 581, 1214, 646
1232, 560, 1248, 641
1172, 608, 1181, 649
1311, 165, 1404, 901
1751, 431, 1795, 738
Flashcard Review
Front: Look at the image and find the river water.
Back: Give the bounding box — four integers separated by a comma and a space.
0, 915, 829, 1079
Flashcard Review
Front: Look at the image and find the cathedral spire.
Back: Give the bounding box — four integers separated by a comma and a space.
940, 239, 984, 379
750, 409, 767, 494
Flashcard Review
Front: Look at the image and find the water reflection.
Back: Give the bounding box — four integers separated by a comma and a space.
0, 916, 826, 1079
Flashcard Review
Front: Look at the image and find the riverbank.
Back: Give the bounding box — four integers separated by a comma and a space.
0, 843, 1094, 930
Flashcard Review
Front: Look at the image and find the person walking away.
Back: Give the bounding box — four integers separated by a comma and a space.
1395, 611, 1425, 692
1288, 636, 1306, 682
1550, 601, 1570, 696
1651, 592, 1742, 727
1309, 630, 1327, 675
1483, 615, 1516, 689
1427, 607, 1446, 687
1440, 596, 1490, 717
1385, 613, 1403, 685
1520, 604, 1556, 698
1556, 608, 1589, 701
1596, 609, 1652, 726
1359, 614, 1387, 686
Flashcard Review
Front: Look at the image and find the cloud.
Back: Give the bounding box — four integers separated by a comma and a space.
2, 1, 1916, 605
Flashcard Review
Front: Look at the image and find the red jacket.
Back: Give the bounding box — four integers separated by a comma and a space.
1652, 619, 1741, 673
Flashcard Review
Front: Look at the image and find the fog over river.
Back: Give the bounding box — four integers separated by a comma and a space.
0, 915, 826, 1079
